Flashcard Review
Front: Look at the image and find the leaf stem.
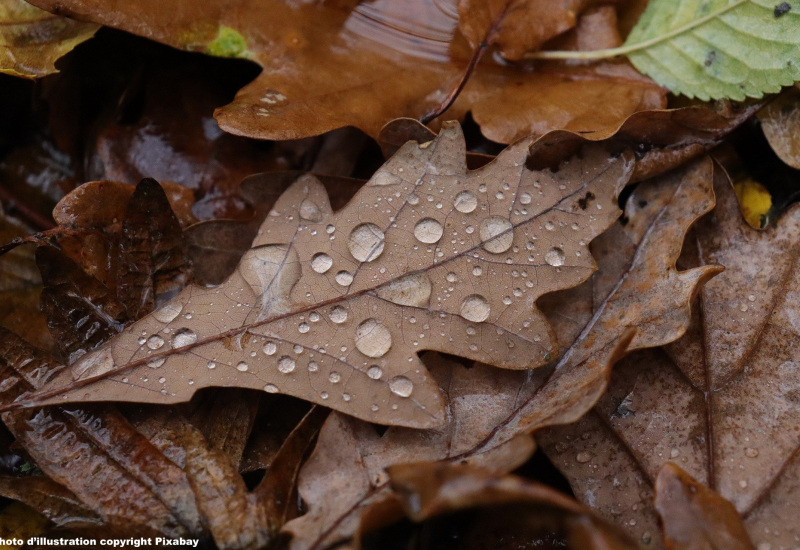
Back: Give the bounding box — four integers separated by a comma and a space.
522, 0, 748, 60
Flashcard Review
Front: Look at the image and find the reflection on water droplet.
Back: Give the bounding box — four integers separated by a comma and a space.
472, 266, 482, 276
454, 190, 477, 213
545, 221, 555, 231
348, 223, 385, 262
148, 357, 165, 369
576, 452, 592, 463
413, 218, 444, 244
264, 383, 279, 393
367, 365, 383, 379
355, 319, 392, 358
308, 361, 319, 372
263, 341, 277, 355
329, 372, 341, 383
670, 448, 680, 458
479, 216, 513, 253
545, 247, 565, 267
278, 356, 296, 374
519, 192, 531, 205
446, 272, 457, 283
330, 306, 348, 323
158, 377, 166, 384
745, 447, 759, 458
460, 294, 490, 323
146, 335, 165, 350
321, 391, 329, 399
207, 361, 216, 369
335, 271, 354, 286
309, 312, 320, 322
375, 272, 431, 307
298, 322, 310, 334
137, 337, 146, 345
311, 253, 333, 274
171, 328, 197, 349
326, 224, 336, 234
237, 361, 249, 372
153, 302, 183, 323
299, 199, 323, 222
343, 393, 351, 402
389, 376, 414, 397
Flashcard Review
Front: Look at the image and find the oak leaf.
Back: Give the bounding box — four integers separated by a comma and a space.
538, 168, 800, 549
12, 123, 633, 428
280, 158, 720, 550
25, 0, 665, 143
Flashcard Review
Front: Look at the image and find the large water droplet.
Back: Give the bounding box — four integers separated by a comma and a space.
146, 334, 165, 350
355, 318, 392, 358
311, 253, 333, 274
454, 190, 477, 213
460, 294, 491, 323
171, 328, 197, 349
330, 306, 348, 324
299, 199, 323, 222
263, 341, 277, 355
329, 372, 341, 383
237, 361, 249, 372
375, 272, 431, 307
278, 356, 296, 374
298, 322, 310, 334
479, 217, 513, 253
367, 365, 383, 379
413, 218, 444, 244
519, 192, 532, 205
545, 247, 565, 267
153, 302, 183, 323
348, 223, 385, 262
264, 383, 279, 393
335, 271, 354, 286
389, 376, 414, 397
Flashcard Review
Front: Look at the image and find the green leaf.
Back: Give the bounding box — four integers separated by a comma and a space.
625, 0, 800, 101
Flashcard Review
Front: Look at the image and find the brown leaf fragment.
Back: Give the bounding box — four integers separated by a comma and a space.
127, 408, 268, 549
537, 167, 800, 549
0, 328, 204, 537
117, 178, 191, 319
17, 123, 633, 429
0, 0, 98, 78
36, 246, 126, 364
383, 462, 639, 549
0, 475, 101, 528
758, 84, 800, 169
655, 463, 755, 550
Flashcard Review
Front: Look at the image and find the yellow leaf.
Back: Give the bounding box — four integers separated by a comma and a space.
734, 178, 771, 229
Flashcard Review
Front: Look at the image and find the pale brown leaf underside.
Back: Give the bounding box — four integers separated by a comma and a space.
539, 170, 800, 549
13, 123, 632, 428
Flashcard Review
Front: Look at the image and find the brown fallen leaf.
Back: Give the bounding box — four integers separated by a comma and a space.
25, 0, 665, 142
0, 327, 205, 537
0, 0, 98, 78
0, 475, 100, 529
655, 463, 755, 550
538, 167, 800, 549
381, 462, 639, 550
758, 84, 800, 170
14, 123, 633, 428
281, 158, 719, 550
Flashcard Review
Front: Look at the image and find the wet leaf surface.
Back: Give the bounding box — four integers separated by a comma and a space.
17, 123, 634, 428
538, 167, 800, 549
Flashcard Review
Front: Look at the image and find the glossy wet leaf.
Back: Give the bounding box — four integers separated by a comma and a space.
15, 123, 634, 428
0, 0, 98, 78
655, 463, 755, 550
25, 0, 665, 143
538, 169, 800, 549
758, 84, 800, 169
625, 0, 800, 101
281, 159, 719, 550
385, 462, 639, 549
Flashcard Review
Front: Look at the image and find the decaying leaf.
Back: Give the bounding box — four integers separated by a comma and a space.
0, 0, 98, 78
381, 462, 639, 549
655, 463, 755, 550
758, 84, 800, 169
13, 123, 634, 428
280, 157, 720, 550
25, 0, 665, 142
538, 167, 800, 549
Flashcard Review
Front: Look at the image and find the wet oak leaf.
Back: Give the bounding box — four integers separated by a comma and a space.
655, 463, 755, 550
0, 0, 98, 78
281, 159, 719, 550
537, 169, 800, 549
25, 0, 665, 143
13, 123, 633, 428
